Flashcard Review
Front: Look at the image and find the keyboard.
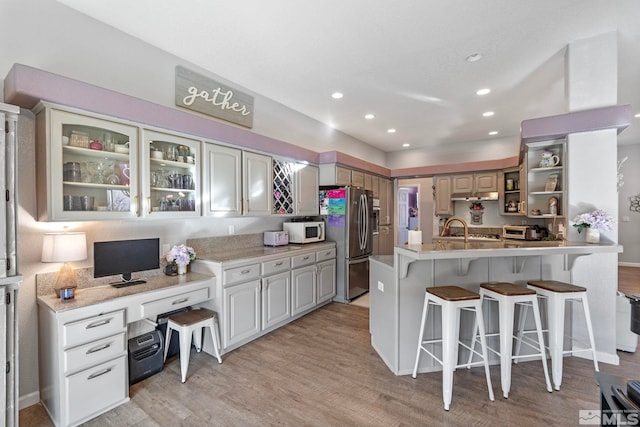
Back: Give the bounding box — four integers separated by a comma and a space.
110, 280, 147, 288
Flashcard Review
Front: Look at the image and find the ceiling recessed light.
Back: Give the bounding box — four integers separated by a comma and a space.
387, 128, 396, 133
476, 88, 491, 96
482, 111, 495, 117
635, 113, 640, 118
489, 131, 498, 136
331, 92, 343, 99
364, 114, 375, 120
465, 53, 483, 63
402, 143, 411, 148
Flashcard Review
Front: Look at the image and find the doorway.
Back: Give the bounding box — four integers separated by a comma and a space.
397, 186, 419, 245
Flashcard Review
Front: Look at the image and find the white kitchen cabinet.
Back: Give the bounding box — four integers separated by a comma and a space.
452, 174, 474, 193
202, 144, 272, 217
452, 172, 497, 194
243, 151, 272, 216
319, 164, 352, 186
295, 163, 319, 215
140, 129, 201, 217
35, 103, 140, 221
291, 265, 317, 316
434, 175, 453, 216
379, 177, 394, 225
38, 308, 128, 427
261, 271, 291, 330
223, 280, 262, 348
317, 259, 336, 304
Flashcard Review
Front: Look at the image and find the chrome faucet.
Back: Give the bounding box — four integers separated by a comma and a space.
441, 216, 469, 243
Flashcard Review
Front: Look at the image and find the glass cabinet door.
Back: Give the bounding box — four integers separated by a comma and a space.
49, 109, 139, 221
140, 129, 201, 217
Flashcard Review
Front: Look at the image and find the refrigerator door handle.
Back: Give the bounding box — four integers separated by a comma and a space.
362, 194, 368, 250
348, 257, 369, 265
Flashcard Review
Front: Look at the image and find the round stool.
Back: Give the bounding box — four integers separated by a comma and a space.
164, 308, 222, 383
516, 280, 599, 390
412, 285, 494, 411
468, 282, 552, 398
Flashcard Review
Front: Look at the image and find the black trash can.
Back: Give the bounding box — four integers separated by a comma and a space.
628, 294, 640, 335
156, 307, 191, 358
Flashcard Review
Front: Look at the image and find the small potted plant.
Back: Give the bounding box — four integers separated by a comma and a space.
572, 209, 614, 244
165, 244, 196, 275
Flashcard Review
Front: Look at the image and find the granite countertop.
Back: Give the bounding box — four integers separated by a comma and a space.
197, 241, 336, 263
37, 271, 214, 313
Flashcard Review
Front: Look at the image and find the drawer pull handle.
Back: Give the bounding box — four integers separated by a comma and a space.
88, 367, 112, 380
275, 262, 283, 266
86, 318, 112, 329
303, 256, 310, 260
325, 251, 331, 255
86, 343, 111, 354
241, 269, 251, 274
172, 297, 189, 305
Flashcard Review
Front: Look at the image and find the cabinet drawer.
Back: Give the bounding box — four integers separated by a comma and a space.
223, 263, 260, 285
140, 287, 209, 318
291, 252, 315, 268
63, 310, 125, 349
262, 257, 291, 276
65, 355, 127, 426
316, 247, 336, 262
64, 333, 126, 374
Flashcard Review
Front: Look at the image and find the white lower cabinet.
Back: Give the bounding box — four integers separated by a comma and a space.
223, 280, 261, 349
261, 272, 291, 329
291, 265, 317, 316
317, 259, 337, 304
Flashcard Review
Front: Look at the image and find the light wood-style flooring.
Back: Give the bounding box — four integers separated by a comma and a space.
21, 267, 640, 426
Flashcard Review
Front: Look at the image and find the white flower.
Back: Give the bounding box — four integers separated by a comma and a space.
166, 244, 196, 266
572, 209, 614, 233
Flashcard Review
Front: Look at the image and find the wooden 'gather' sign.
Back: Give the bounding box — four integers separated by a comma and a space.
175, 66, 254, 128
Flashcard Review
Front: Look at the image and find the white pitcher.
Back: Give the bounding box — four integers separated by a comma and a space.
539, 151, 560, 168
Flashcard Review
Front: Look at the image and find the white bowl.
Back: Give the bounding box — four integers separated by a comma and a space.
115, 145, 129, 154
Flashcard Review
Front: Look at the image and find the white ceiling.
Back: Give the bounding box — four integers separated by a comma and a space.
56, 0, 640, 153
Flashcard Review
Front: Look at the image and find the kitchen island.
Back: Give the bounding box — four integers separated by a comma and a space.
369, 240, 622, 376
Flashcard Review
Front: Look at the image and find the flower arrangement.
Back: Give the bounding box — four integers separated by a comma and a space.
166, 244, 196, 266
572, 209, 614, 233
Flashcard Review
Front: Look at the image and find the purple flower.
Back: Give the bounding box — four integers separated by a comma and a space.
572, 209, 614, 233
166, 244, 196, 266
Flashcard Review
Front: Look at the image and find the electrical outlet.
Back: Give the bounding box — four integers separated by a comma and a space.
623, 216, 630, 222
377, 281, 384, 292
228, 225, 235, 235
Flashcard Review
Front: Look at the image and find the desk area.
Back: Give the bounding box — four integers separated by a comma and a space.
36, 269, 215, 427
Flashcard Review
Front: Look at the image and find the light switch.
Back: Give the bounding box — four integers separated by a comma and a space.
377, 281, 384, 292
228, 225, 235, 235
623, 216, 630, 222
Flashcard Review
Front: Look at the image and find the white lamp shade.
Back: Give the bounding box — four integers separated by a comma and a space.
42, 232, 87, 263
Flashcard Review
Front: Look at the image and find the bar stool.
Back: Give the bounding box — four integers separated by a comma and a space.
164, 308, 223, 383
468, 282, 552, 398
412, 286, 494, 411
516, 280, 599, 391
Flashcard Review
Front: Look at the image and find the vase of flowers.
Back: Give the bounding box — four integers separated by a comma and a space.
572, 209, 614, 244
166, 244, 196, 274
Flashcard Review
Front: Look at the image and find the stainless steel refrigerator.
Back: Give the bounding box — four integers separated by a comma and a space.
320, 187, 373, 302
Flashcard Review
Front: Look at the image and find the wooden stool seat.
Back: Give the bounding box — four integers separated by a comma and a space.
413, 285, 494, 410
164, 308, 222, 383
169, 308, 216, 327
427, 285, 480, 301
527, 280, 586, 293
480, 282, 536, 296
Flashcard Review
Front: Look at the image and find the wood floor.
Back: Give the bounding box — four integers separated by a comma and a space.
21, 267, 640, 426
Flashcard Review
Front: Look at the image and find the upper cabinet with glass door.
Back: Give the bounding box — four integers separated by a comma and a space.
36, 103, 139, 221
141, 129, 201, 218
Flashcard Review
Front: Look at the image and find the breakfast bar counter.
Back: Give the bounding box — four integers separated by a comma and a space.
369, 240, 622, 376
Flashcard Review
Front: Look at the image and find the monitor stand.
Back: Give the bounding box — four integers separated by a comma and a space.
109, 273, 147, 288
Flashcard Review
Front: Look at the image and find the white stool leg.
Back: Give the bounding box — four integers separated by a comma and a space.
412, 293, 430, 378
513, 304, 528, 364
466, 310, 479, 369
475, 301, 495, 403
498, 296, 514, 399
546, 292, 564, 391
207, 319, 223, 364
179, 327, 192, 383
441, 302, 457, 411
164, 323, 173, 362
580, 293, 599, 372
454, 306, 462, 370
531, 296, 552, 393
193, 325, 203, 352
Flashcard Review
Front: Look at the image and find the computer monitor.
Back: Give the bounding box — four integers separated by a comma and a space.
94, 238, 160, 286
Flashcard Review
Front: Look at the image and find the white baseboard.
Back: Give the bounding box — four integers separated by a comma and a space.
19, 390, 40, 410
619, 262, 640, 268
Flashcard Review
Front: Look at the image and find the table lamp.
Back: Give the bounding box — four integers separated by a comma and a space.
42, 231, 87, 296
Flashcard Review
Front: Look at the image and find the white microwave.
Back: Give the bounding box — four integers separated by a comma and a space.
283, 221, 325, 244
